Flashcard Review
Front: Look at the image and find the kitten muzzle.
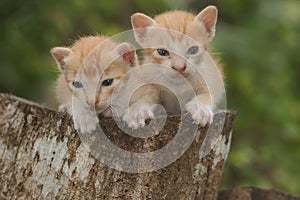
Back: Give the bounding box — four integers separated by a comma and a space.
172, 65, 186, 73
87, 99, 99, 108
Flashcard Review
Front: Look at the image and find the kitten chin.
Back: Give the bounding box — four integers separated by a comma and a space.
160, 68, 196, 86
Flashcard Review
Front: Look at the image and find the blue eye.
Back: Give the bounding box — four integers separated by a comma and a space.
102, 78, 114, 86
157, 48, 169, 56
187, 46, 199, 55
72, 81, 83, 88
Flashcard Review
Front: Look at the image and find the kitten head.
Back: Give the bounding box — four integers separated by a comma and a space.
51, 36, 137, 113
131, 6, 217, 79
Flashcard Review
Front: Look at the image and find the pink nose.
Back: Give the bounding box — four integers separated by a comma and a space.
87, 98, 99, 107
172, 65, 186, 72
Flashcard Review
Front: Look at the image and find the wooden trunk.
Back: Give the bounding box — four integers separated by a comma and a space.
0, 93, 236, 199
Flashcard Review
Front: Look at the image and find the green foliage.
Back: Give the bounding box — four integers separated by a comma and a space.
0, 0, 168, 103
1, 0, 299, 196
213, 1, 300, 195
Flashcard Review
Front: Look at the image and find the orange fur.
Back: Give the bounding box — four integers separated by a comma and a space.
51, 36, 138, 133
124, 6, 224, 128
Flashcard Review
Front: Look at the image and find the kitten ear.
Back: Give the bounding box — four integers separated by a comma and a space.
116, 42, 137, 67
50, 47, 73, 72
131, 13, 156, 44
194, 6, 218, 41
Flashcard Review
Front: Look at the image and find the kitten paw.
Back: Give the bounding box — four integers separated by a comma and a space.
185, 98, 213, 127
58, 104, 68, 113
73, 109, 99, 134
122, 103, 155, 129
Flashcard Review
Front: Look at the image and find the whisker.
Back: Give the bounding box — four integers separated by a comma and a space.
210, 52, 224, 55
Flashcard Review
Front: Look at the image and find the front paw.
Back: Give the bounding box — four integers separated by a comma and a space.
58, 104, 68, 113
185, 98, 213, 127
122, 103, 154, 129
73, 110, 99, 134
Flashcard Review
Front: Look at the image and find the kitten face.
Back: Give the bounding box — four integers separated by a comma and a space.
51, 36, 136, 113
131, 6, 218, 81
71, 59, 132, 113
142, 32, 205, 80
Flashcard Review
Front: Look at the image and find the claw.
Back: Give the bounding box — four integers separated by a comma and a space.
186, 98, 213, 127
122, 103, 154, 129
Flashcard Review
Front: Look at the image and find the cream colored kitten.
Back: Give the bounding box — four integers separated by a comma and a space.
123, 6, 224, 128
51, 36, 137, 133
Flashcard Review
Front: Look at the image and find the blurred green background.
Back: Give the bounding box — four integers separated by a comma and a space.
1, 0, 299, 196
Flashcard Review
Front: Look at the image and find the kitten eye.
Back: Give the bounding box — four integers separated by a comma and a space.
187, 46, 199, 55
72, 81, 83, 88
157, 48, 170, 56
102, 78, 114, 86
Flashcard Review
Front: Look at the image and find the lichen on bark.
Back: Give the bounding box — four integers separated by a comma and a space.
0, 93, 237, 199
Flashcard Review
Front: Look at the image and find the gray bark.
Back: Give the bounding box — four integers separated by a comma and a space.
0, 93, 236, 200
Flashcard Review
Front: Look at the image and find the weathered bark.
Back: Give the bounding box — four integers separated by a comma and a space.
0, 93, 236, 200
218, 187, 300, 200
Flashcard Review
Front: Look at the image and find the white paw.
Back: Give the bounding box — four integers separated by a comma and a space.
185, 98, 213, 127
58, 104, 68, 113
73, 109, 99, 134
122, 103, 154, 129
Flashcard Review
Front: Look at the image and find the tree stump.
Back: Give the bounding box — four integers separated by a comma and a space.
0, 93, 236, 199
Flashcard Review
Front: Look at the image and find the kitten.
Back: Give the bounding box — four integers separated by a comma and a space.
51, 36, 137, 133
123, 6, 224, 128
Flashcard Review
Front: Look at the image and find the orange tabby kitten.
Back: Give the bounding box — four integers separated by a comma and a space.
51, 36, 137, 133
123, 6, 224, 128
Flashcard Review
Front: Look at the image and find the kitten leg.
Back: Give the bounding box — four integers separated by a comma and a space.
123, 103, 155, 129
122, 84, 159, 129
72, 99, 99, 134
58, 104, 69, 113
101, 109, 113, 117
185, 93, 214, 126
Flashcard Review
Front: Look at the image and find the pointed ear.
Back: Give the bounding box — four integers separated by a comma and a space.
194, 6, 218, 41
50, 47, 73, 72
131, 13, 156, 44
116, 42, 137, 67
